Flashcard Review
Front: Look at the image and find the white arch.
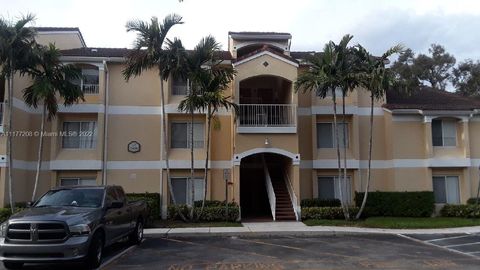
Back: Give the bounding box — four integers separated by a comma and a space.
233, 148, 300, 165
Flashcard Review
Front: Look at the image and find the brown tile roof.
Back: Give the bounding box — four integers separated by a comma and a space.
385, 87, 480, 111
233, 45, 298, 64
60, 47, 233, 60
229, 31, 291, 36
35, 27, 81, 32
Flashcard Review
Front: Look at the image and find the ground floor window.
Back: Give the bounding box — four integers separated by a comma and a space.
317, 176, 352, 202
433, 176, 460, 204
171, 177, 205, 205
60, 177, 97, 186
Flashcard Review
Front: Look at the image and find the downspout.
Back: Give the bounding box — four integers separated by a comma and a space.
102, 60, 109, 185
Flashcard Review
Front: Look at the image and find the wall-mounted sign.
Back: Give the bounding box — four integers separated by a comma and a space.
127, 141, 141, 153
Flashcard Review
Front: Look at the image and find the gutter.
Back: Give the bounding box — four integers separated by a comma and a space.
102, 60, 110, 185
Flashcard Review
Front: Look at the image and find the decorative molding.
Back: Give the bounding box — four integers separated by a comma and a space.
233, 51, 299, 68
297, 105, 384, 116
233, 148, 300, 165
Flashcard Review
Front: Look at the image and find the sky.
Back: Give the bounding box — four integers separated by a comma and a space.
2, 0, 480, 62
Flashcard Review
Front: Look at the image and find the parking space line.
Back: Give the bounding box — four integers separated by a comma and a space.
99, 241, 142, 270
445, 242, 480, 248
426, 235, 471, 242
398, 234, 480, 260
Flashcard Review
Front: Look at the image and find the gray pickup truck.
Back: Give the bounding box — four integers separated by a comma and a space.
0, 185, 148, 269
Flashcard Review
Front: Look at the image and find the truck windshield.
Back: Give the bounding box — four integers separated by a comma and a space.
35, 189, 104, 208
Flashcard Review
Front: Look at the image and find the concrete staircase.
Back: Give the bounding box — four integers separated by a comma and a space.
269, 168, 296, 221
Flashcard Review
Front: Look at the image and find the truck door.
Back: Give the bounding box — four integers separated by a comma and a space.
114, 187, 134, 235
104, 187, 123, 241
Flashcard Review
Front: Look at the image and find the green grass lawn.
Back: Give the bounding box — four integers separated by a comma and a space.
303, 217, 480, 229
151, 220, 243, 228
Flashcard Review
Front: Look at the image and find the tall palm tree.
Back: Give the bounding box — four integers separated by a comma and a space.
0, 14, 37, 212
24, 44, 83, 201
193, 65, 237, 219
354, 44, 404, 219
294, 34, 360, 220
178, 36, 225, 220
122, 14, 187, 221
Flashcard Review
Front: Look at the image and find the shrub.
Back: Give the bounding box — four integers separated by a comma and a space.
466, 198, 480, 205
441, 204, 480, 218
193, 200, 237, 208
301, 198, 341, 207
355, 191, 434, 217
126, 192, 160, 224
168, 203, 240, 222
302, 207, 359, 220
0, 208, 12, 223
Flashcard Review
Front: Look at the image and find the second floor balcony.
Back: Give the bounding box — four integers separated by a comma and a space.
238, 104, 297, 133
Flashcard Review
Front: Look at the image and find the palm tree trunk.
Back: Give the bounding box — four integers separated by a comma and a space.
189, 109, 195, 220
198, 106, 212, 220
356, 94, 374, 219
161, 75, 186, 221
332, 90, 347, 220
7, 66, 14, 213
342, 94, 350, 220
32, 106, 46, 202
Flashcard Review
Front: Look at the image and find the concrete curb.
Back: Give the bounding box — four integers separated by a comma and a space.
144, 224, 480, 238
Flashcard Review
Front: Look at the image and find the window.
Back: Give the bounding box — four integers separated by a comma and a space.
62, 121, 97, 149
71, 69, 99, 94
60, 177, 97, 186
432, 119, 457, 147
171, 177, 205, 205
318, 87, 343, 98
171, 122, 204, 148
172, 76, 188, 95
317, 176, 352, 202
433, 176, 460, 204
317, 123, 348, 148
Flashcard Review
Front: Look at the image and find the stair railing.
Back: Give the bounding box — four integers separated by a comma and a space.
261, 154, 276, 220
283, 168, 300, 221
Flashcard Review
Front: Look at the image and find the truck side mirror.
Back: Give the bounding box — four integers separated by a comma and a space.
26, 201, 33, 208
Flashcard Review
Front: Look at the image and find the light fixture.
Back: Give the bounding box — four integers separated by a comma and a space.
265, 138, 269, 146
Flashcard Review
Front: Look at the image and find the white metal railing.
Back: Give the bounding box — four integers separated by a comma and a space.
262, 154, 276, 220
239, 104, 297, 127
283, 168, 300, 221
82, 84, 99, 94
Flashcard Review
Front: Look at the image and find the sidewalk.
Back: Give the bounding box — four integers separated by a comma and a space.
144, 221, 480, 237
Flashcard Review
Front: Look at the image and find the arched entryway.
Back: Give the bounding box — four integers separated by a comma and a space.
240, 152, 295, 221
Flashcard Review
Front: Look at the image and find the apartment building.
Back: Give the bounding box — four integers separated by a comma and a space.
1, 27, 480, 220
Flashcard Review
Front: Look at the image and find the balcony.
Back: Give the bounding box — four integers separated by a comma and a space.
238, 104, 297, 133
82, 84, 99, 94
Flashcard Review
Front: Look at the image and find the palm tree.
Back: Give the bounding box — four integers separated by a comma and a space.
0, 14, 37, 212
354, 44, 403, 219
178, 36, 225, 220
24, 44, 83, 201
294, 34, 360, 220
193, 65, 237, 219
122, 14, 187, 221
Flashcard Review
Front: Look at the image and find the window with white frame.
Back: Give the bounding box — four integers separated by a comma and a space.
172, 76, 188, 95
71, 69, 99, 94
171, 177, 205, 205
62, 121, 97, 149
171, 122, 204, 149
317, 176, 352, 202
432, 119, 457, 147
60, 177, 97, 186
317, 87, 343, 98
317, 122, 349, 148
433, 176, 460, 204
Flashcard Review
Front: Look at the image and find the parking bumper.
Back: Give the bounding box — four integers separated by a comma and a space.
0, 236, 90, 262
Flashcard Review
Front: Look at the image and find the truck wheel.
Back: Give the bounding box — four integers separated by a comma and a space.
3, 261, 23, 269
129, 219, 144, 245
85, 232, 104, 269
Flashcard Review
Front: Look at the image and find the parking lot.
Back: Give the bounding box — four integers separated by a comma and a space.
103, 234, 479, 270
402, 233, 480, 258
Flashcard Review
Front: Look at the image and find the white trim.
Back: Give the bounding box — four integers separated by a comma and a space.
59, 104, 104, 113
106, 160, 231, 170
50, 160, 102, 170
233, 51, 299, 68
237, 127, 296, 133
300, 158, 473, 169
108, 105, 162, 115
234, 148, 300, 165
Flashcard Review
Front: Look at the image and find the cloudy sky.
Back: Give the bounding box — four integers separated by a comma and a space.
2, 0, 480, 61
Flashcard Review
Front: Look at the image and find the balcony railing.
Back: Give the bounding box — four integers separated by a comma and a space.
82, 84, 99, 94
239, 104, 297, 127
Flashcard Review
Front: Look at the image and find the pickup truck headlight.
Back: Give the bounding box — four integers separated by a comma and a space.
69, 224, 91, 236
0, 222, 7, 238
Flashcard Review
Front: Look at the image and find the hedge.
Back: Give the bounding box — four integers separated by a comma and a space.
126, 192, 160, 223
466, 198, 480, 205
193, 200, 238, 208
0, 208, 12, 223
355, 191, 435, 217
168, 201, 240, 221
301, 198, 341, 207
441, 204, 480, 218
302, 207, 359, 220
